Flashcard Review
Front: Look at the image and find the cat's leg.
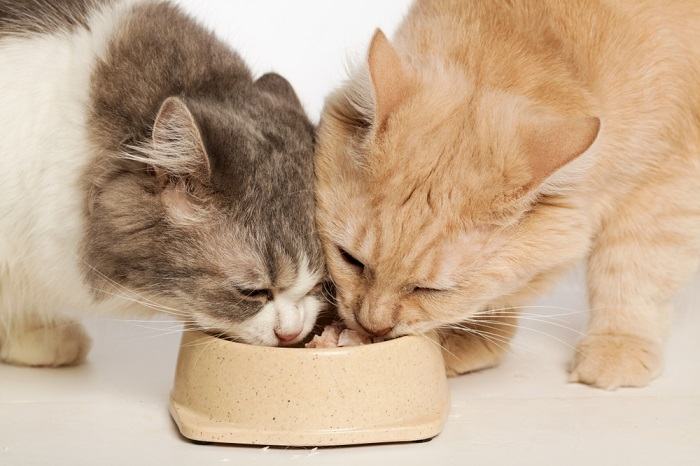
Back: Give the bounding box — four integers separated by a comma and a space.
0, 314, 91, 367
572, 174, 700, 389
437, 314, 518, 376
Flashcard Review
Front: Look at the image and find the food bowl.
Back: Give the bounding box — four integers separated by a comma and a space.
169, 330, 450, 446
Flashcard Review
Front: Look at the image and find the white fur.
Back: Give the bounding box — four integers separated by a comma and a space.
234, 258, 323, 346
0, 2, 143, 347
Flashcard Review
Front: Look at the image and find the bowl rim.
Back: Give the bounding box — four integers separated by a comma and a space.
183, 330, 430, 356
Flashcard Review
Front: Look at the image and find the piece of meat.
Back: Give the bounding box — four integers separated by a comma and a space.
337, 329, 371, 347
304, 322, 342, 348
304, 321, 374, 348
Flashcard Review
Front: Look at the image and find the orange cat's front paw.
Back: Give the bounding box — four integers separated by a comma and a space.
569, 334, 662, 390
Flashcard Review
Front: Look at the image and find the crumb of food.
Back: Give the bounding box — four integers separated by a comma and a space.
304, 322, 342, 348
305, 321, 373, 348
337, 329, 371, 347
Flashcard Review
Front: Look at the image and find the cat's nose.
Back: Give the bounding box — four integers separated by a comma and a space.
373, 326, 393, 337
275, 328, 301, 343
356, 319, 394, 338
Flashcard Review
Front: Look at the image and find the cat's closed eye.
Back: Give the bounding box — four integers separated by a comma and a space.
235, 287, 273, 301
410, 286, 447, 294
337, 246, 365, 270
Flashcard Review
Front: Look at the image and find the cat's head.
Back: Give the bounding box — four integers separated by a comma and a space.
315, 31, 599, 338
85, 73, 326, 346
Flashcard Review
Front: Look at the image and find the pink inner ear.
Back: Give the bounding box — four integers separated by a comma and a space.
367, 29, 413, 127
521, 115, 600, 187
150, 96, 211, 181
161, 182, 199, 222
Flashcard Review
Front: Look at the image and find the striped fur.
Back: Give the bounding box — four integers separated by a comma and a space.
316, 0, 700, 389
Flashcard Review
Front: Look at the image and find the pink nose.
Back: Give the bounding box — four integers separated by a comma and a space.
372, 326, 393, 337
275, 328, 301, 343
356, 319, 394, 338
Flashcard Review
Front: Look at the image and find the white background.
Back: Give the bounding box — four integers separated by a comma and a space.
181, 0, 415, 121
1, 1, 699, 465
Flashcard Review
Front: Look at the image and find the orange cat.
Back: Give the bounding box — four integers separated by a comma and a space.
315, 0, 700, 389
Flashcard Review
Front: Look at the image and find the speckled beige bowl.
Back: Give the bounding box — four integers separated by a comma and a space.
169, 330, 450, 446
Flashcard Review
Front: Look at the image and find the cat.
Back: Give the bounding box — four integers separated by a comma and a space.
315, 0, 700, 389
0, 0, 326, 367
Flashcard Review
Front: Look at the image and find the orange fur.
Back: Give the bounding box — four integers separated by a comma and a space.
315, 0, 700, 389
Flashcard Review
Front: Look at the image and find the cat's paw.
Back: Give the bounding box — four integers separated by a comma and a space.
569, 334, 661, 390
435, 329, 508, 377
0, 320, 91, 367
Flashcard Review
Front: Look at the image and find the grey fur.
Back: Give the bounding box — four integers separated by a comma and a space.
80, 2, 323, 329
0, 0, 112, 36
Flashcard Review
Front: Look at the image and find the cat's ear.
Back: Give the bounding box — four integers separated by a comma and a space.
255, 72, 302, 107
150, 96, 211, 185
367, 29, 412, 127
520, 115, 600, 188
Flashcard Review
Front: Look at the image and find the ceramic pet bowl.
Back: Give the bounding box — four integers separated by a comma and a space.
169, 330, 450, 446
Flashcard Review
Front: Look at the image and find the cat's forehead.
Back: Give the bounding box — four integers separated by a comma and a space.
362, 153, 526, 228
201, 112, 313, 199
187, 95, 321, 276
339, 209, 494, 285
196, 97, 313, 163
362, 87, 530, 218
205, 219, 323, 287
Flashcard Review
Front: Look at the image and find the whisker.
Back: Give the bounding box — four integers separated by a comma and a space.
86, 285, 191, 318
462, 318, 578, 351
417, 332, 458, 360
445, 324, 520, 357
471, 315, 585, 337
439, 319, 545, 357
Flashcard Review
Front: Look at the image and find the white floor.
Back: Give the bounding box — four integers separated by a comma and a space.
1, 268, 698, 466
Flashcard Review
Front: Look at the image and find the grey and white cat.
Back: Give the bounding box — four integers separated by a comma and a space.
0, 0, 326, 366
